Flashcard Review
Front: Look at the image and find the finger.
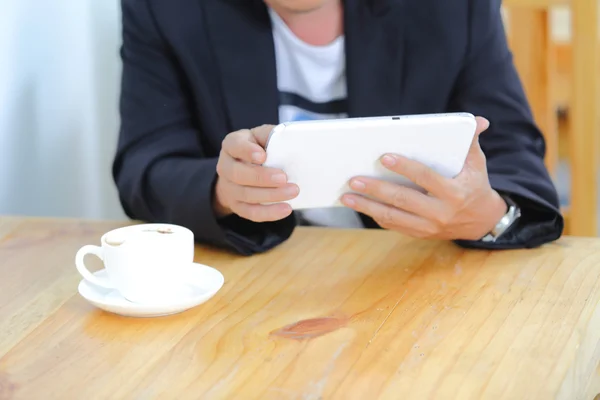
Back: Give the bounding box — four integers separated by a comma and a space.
232, 202, 292, 223
217, 152, 287, 187
250, 124, 276, 148
229, 183, 299, 204
341, 193, 435, 234
222, 129, 267, 164
349, 177, 442, 217
380, 154, 454, 198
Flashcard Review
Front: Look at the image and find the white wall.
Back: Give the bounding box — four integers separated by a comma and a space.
0, 0, 126, 220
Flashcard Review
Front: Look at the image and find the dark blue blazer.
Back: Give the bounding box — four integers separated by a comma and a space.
114, 0, 564, 255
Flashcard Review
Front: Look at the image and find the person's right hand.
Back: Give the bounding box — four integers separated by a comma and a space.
214, 125, 299, 222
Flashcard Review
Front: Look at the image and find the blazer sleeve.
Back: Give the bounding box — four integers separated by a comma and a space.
450, 0, 564, 249
113, 0, 295, 255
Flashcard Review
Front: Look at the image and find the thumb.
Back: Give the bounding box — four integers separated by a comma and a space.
474, 116, 490, 137
250, 124, 277, 148
465, 116, 489, 167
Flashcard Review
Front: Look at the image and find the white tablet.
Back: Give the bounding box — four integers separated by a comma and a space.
263, 112, 477, 210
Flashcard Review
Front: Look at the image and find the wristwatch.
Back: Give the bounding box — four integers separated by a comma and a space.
481, 195, 521, 243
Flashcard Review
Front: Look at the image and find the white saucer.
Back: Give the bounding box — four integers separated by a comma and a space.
77, 263, 224, 318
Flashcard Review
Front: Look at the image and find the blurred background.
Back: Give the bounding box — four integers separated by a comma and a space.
0, 0, 124, 220
0, 2, 598, 235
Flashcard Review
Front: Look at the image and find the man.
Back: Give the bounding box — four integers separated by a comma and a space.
113, 0, 563, 256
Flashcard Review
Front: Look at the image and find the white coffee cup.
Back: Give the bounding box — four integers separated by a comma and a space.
75, 223, 194, 304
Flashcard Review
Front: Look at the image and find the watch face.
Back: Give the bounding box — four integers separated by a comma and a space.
498, 206, 520, 238
483, 197, 521, 242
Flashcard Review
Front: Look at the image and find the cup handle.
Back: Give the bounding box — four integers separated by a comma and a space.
75, 245, 114, 289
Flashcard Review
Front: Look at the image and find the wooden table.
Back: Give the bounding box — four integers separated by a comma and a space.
2, 217, 600, 399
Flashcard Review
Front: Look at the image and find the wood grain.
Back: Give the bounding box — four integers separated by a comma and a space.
508, 7, 558, 175
1, 217, 600, 399
569, 0, 599, 236
503, 0, 570, 8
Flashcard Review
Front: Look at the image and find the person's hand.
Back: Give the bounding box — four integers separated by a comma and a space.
214, 125, 299, 222
341, 117, 507, 241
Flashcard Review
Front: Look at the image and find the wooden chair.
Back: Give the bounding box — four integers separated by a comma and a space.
503, 0, 599, 237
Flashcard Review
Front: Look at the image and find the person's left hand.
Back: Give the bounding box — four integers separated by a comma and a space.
341, 116, 507, 241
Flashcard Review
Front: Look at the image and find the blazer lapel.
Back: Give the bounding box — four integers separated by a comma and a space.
201, 0, 279, 132
344, 0, 408, 228
202, 0, 408, 131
